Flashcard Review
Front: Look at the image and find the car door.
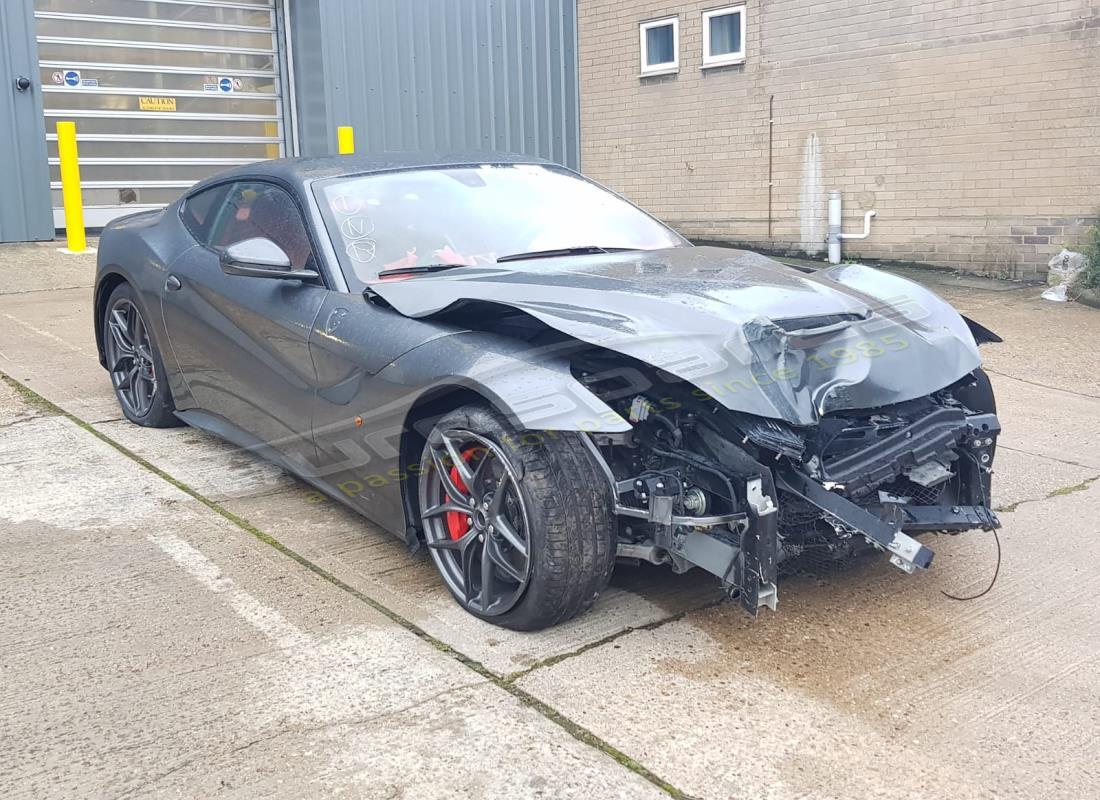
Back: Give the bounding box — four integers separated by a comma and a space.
306, 289, 457, 530
160, 180, 326, 471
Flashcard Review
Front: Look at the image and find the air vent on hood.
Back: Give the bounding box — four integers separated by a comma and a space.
772, 313, 866, 333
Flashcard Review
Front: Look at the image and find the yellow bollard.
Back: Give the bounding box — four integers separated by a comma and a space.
56, 121, 87, 253
264, 120, 280, 159
337, 126, 355, 155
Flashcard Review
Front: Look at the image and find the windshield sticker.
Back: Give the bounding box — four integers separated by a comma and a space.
346, 239, 377, 264
330, 194, 363, 216
340, 216, 374, 240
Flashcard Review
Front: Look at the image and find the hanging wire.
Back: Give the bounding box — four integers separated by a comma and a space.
941, 529, 1000, 601
942, 451, 1001, 601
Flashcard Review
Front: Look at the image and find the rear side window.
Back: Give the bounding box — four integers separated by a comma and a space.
208, 182, 315, 269
180, 185, 226, 244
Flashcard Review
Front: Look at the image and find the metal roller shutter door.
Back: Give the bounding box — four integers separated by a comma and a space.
35, 0, 287, 228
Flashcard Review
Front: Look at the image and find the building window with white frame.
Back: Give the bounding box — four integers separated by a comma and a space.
639, 16, 679, 76
702, 5, 746, 67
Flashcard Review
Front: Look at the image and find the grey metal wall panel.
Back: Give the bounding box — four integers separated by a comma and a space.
292, 0, 579, 169
285, 0, 327, 157
1, 0, 53, 242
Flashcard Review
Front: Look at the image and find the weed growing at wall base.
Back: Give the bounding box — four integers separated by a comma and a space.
1081, 222, 1100, 290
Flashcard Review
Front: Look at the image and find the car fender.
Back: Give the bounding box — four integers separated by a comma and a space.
818, 263, 983, 351
381, 330, 632, 433
305, 328, 630, 540
95, 206, 199, 407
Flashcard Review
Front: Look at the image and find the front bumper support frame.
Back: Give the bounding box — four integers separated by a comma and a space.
583, 435, 779, 614
776, 465, 935, 573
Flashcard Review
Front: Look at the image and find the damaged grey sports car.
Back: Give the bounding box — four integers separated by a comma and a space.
93, 153, 1001, 630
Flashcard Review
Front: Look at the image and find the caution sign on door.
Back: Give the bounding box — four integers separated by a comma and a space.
138, 97, 177, 112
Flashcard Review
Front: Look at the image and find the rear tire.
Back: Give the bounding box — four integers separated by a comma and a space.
418, 404, 616, 631
103, 283, 181, 428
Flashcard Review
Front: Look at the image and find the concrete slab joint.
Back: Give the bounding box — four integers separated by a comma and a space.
3, 242, 1100, 799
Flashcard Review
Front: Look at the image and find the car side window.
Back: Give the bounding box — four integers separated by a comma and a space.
180, 184, 227, 244
208, 182, 316, 269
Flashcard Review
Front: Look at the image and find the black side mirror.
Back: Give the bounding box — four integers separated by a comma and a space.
220, 237, 318, 280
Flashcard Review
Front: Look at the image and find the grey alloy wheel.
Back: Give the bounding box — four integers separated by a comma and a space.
420, 427, 533, 616
105, 297, 158, 419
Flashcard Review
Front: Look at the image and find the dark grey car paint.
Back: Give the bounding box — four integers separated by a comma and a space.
366, 248, 983, 426
94, 153, 987, 544
159, 237, 326, 470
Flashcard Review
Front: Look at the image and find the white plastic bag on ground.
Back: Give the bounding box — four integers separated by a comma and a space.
1042, 249, 1088, 302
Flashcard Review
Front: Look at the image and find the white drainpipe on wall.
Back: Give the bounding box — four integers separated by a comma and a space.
827, 189, 877, 264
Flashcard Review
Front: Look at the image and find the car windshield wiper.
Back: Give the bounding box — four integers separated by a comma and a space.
496, 246, 635, 264
374, 263, 471, 280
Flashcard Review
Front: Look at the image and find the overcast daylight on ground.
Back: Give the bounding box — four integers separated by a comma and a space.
2, 2, 1099, 799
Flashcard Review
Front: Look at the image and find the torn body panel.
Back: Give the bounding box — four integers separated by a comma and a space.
367, 248, 983, 425
368, 248, 1001, 615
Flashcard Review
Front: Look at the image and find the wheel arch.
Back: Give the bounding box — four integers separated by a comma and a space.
397, 383, 498, 544
93, 269, 130, 368
381, 332, 633, 540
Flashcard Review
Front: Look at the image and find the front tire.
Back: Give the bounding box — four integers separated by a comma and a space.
103, 283, 180, 428
418, 405, 616, 631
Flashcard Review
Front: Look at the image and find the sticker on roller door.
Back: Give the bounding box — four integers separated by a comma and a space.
139, 97, 177, 112
62, 70, 80, 87
218, 77, 242, 93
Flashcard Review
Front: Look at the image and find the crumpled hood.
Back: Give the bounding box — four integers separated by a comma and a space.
368, 246, 982, 425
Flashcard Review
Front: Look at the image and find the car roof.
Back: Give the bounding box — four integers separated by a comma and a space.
188, 151, 560, 196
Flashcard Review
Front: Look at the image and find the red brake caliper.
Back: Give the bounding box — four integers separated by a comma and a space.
444, 448, 479, 540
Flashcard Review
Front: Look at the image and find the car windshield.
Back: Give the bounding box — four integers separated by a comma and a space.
313, 163, 687, 287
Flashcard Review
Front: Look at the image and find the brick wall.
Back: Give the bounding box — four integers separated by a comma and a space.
578, 0, 1100, 276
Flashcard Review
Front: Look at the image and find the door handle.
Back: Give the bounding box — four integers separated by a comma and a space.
165, 275, 182, 292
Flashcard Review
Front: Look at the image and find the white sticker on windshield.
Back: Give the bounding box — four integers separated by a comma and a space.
346, 239, 377, 264
340, 216, 374, 240
330, 194, 363, 216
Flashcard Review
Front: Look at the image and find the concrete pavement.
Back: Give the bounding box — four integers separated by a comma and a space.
0, 370, 668, 799
1, 240, 1099, 799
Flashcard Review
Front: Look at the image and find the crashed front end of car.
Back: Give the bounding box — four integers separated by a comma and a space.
369, 248, 1003, 616
556, 264, 1003, 615
576, 360, 1000, 614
